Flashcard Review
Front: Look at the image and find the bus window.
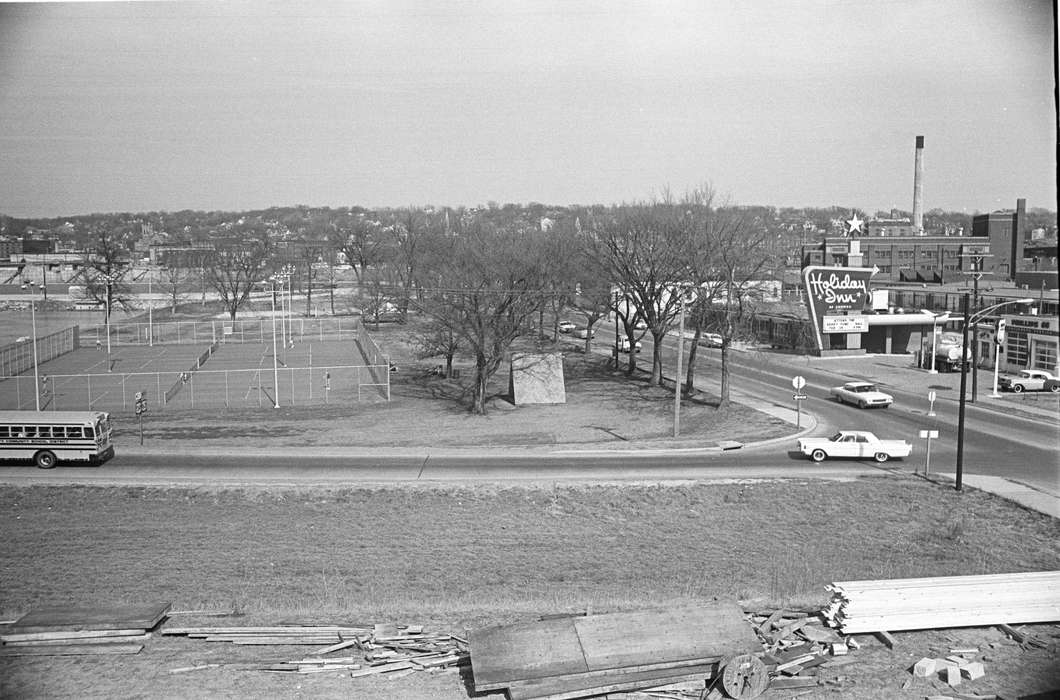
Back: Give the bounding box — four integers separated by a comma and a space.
66, 426, 83, 438
38, 426, 52, 438
85, 426, 95, 439
13, 426, 25, 437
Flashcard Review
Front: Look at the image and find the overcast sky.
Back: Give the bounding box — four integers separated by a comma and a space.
0, 0, 1055, 218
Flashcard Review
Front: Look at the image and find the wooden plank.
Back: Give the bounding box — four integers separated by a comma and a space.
1, 627, 147, 643
162, 626, 367, 635
507, 664, 717, 700
471, 616, 588, 691
7, 602, 171, 634
2, 633, 152, 647
572, 602, 761, 672
0, 643, 144, 656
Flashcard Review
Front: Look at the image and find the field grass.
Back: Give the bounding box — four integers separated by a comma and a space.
1, 479, 1058, 699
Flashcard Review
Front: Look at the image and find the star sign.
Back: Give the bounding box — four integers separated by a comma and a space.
845, 213, 864, 236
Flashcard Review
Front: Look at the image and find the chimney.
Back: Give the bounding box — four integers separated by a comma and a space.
912, 135, 924, 233
1012, 198, 1026, 281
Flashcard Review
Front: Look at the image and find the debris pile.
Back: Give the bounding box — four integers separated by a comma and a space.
744, 606, 859, 695
0, 602, 171, 656
162, 622, 469, 677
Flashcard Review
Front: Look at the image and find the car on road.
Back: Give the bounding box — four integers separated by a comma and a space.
573, 327, 595, 339
700, 332, 723, 348
830, 381, 893, 408
616, 337, 643, 353
997, 369, 1058, 393
557, 320, 576, 333
797, 430, 912, 463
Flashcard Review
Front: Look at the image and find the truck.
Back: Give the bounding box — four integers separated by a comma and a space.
923, 331, 970, 373
797, 430, 912, 464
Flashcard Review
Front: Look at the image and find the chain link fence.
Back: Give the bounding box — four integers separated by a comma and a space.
0, 364, 389, 413
81, 316, 361, 348
0, 326, 79, 376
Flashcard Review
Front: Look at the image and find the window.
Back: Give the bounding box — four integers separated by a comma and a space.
1032, 341, 1057, 372
37, 426, 51, 438
1006, 331, 1029, 366
0, 426, 8, 438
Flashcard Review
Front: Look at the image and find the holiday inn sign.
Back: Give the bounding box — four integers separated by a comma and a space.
802, 265, 878, 351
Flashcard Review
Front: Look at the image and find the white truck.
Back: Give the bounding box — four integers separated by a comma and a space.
797, 430, 912, 464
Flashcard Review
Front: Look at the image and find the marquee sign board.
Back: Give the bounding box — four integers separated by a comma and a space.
802, 265, 877, 351
822, 315, 868, 333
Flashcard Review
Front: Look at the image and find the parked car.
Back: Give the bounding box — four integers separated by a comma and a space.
1044, 378, 1060, 394
616, 337, 643, 353
700, 333, 723, 348
797, 430, 912, 463
634, 319, 648, 330
830, 381, 893, 408
573, 327, 595, 339
997, 369, 1059, 393
557, 320, 576, 333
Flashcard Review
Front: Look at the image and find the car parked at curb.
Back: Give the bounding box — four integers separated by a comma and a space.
557, 320, 576, 333
573, 327, 595, 339
1044, 377, 1060, 394
616, 337, 643, 353
997, 369, 1059, 393
797, 430, 911, 463
830, 381, 893, 408
700, 332, 723, 348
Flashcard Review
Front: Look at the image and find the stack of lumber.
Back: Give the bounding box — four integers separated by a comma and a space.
163, 622, 469, 677
825, 571, 1060, 634
469, 601, 763, 700
0, 602, 171, 656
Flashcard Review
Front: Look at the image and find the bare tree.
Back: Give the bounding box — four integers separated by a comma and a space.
205, 222, 274, 322
160, 265, 194, 313
334, 213, 385, 283
73, 224, 134, 327
418, 219, 552, 414
585, 202, 700, 385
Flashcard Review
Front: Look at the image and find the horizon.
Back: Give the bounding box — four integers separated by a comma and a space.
1, 1, 1056, 219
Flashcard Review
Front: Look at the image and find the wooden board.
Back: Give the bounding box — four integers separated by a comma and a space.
508, 664, 717, 700
471, 601, 761, 692
6, 602, 171, 634
0, 643, 144, 656
471, 617, 590, 690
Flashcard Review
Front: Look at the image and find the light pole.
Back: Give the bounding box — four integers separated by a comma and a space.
147, 270, 153, 347
955, 296, 1034, 490
261, 279, 281, 409
20, 280, 42, 411
925, 311, 949, 374
990, 319, 1006, 398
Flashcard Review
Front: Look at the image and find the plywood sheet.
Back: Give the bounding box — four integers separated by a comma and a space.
471, 617, 588, 691
7, 602, 171, 634
574, 601, 760, 671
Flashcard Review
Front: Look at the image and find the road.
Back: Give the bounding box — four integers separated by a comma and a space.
0, 325, 1055, 493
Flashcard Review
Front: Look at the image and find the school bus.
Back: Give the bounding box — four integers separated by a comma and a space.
0, 411, 114, 468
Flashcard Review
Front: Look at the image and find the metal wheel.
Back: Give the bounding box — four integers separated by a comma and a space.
1050, 384, 1060, 394
1012, 384, 1024, 393
34, 450, 57, 469
874, 452, 890, 463
719, 654, 769, 699
810, 449, 827, 463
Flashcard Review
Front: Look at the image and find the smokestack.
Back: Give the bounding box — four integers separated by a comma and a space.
912, 135, 924, 233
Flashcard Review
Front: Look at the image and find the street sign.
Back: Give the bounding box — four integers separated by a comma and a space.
918, 429, 939, 439
134, 391, 148, 416
792, 393, 808, 400
928, 390, 936, 402
791, 375, 806, 390
996, 319, 1006, 344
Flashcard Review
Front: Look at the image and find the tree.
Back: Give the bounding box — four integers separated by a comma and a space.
586, 201, 700, 385
205, 222, 273, 321
160, 265, 194, 313
73, 224, 134, 327
419, 218, 552, 414
334, 212, 386, 283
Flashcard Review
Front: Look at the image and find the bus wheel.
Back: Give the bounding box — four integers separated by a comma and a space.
34, 450, 57, 469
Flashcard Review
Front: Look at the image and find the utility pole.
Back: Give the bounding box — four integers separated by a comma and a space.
959, 251, 992, 403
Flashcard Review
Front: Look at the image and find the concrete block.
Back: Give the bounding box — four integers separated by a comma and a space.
912, 657, 938, 677
941, 663, 962, 687
960, 661, 985, 680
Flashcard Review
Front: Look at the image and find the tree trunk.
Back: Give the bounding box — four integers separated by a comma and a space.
650, 331, 664, 385
472, 353, 489, 414
445, 353, 454, 379
718, 341, 731, 408
684, 330, 701, 395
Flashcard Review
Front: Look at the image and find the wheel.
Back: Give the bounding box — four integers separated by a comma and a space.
1050, 384, 1060, 394
1012, 384, 1024, 393
874, 452, 890, 463
34, 450, 57, 469
858, 400, 867, 409
810, 449, 827, 463
720, 654, 769, 699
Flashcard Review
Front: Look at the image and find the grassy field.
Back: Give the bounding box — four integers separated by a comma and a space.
1, 480, 1058, 699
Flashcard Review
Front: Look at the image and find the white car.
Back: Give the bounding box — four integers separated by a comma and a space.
830, 381, 893, 408
700, 333, 723, 348
573, 327, 595, 339
997, 369, 1058, 393
798, 430, 912, 463
557, 320, 576, 333
616, 338, 643, 353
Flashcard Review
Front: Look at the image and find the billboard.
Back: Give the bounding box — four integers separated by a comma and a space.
802, 265, 877, 351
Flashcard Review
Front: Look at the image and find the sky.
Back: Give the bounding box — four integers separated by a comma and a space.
0, 0, 1056, 219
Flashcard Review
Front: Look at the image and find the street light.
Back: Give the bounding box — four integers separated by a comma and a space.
923, 310, 950, 374
954, 295, 1034, 491
20, 280, 43, 411
259, 279, 282, 409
